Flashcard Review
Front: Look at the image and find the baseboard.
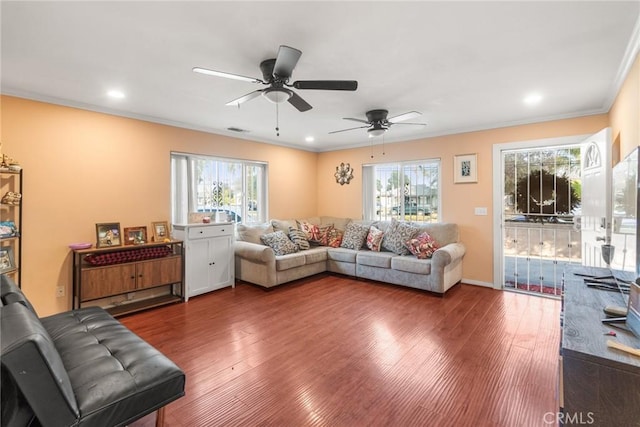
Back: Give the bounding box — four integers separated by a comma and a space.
462, 278, 496, 289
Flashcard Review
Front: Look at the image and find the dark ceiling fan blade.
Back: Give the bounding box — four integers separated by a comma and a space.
225, 90, 264, 106
292, 80, 358, 91
343, 117, 369, 124
329, 125, 370, 134
287, 91, 312, 112
193, 67, 263, 84
273, 45, 302, 79
388, 111, 422, 123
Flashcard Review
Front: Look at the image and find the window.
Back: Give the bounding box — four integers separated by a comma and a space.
363, 159, 440, 222
171, 153, 267, 224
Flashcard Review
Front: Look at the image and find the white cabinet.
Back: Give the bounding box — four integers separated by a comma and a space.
172, 223, 235, 300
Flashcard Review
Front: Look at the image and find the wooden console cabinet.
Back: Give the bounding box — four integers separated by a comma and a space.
72, 241, 184, 316
560, 265, 640, 426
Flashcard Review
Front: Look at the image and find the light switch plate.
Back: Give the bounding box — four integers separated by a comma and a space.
474, 207, 488, 216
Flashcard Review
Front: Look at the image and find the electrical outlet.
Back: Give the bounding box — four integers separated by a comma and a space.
56, 286, 65, 298
126, 292, 135, 301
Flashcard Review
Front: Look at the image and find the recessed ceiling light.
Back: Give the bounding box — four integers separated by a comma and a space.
107, 90, 125, 99
523, 93, 542, 105
305, 136, 315, 143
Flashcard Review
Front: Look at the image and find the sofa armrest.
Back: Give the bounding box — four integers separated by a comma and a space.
431, 242, 466, 269
1, 302, 79, 426
234, 241, 276, 263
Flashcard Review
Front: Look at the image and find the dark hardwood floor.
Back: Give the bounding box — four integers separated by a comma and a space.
124, 274, 561, 427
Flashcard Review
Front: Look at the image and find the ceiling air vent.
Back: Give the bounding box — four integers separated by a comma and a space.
227, 127, 249, 133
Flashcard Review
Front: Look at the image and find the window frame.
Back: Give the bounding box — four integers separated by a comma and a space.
363, 158, 441, 222
171, 152, 268, 225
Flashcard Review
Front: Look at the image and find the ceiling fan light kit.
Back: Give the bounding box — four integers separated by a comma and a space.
262, 87, 292, 104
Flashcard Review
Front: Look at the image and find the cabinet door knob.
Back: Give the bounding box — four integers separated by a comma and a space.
130, 275, 135, 279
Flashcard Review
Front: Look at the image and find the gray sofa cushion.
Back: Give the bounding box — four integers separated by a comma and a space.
357, 251, 395, 268
392, 256, 432, 275
327, 247, 358, 263
237, 223, 274, 244
304, 247, 328, 264
275, 253, 306, 271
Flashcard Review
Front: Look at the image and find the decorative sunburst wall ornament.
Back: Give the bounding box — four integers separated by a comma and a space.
334, 162, 354, 185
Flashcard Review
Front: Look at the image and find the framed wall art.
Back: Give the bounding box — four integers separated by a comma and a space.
0, 246, 16, 273
454, 153, 478, 184
95, 223, 122, 248
151, 221, 170, 242
124, 226, 148, 245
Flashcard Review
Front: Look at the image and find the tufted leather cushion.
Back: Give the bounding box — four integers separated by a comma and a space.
41, 307, 185, 426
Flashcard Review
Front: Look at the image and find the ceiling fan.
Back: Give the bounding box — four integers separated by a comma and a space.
330, 109, 426, 137
193, 45, 358, 112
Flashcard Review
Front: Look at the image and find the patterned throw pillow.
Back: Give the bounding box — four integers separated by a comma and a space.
289, 227, 310, 251
260, 230, 299, 256
404, 232, 440, 259
316, 225, 335, 246
366, 226, 384, 252
381, 218, 419, 255
327, 228, 344, 248
298, 221, 320, 241
340, 222, 370, 250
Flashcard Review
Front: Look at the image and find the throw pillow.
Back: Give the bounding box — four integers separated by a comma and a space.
381, 218, 419, 255
297, 221, 320, 241
327, 228, 344, 248
260, 230, 299, 256
404, 232, 440, 259
316, 224, 335, 246
340, 222, 370, 250
289, 226, 310, 251
366, 226, 384, 252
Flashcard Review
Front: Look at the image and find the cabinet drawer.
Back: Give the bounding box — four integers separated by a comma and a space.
187, 224, 233, 239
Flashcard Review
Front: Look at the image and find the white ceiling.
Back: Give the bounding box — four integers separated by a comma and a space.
2, 1, 639, 152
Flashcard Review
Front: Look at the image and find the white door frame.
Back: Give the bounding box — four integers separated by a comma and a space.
492, 134, 590, 290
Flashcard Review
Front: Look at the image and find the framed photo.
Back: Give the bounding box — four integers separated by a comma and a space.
454, 153, 478, 184
151, 221, 170, 242
0, 246, 16, 273
124, 226, 148, 245
95, 223, 122, 247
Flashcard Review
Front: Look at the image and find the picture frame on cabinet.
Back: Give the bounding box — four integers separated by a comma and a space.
453, 153, 478, 184
123, 226, 147, 245
95, 222, 122, 248
0, 246, 16, 273
151, 221, 170, 242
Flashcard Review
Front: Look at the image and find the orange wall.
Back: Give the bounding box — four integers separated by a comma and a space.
610, 54, 640, 159
317, 115, 609, 286
1, 96, 318, 315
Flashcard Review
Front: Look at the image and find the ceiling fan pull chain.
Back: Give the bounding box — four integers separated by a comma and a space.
275, 103, 280, 137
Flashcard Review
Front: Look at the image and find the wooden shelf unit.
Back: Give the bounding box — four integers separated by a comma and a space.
0, 169, 22, 287
72, 240, 185, 317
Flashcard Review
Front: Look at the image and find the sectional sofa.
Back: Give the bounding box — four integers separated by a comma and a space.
234, 216, 465, 294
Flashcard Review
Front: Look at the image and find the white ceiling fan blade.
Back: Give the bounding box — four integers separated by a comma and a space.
193, 67, 263, 84
225, 90, 264, 106
388, 111, 421, 123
